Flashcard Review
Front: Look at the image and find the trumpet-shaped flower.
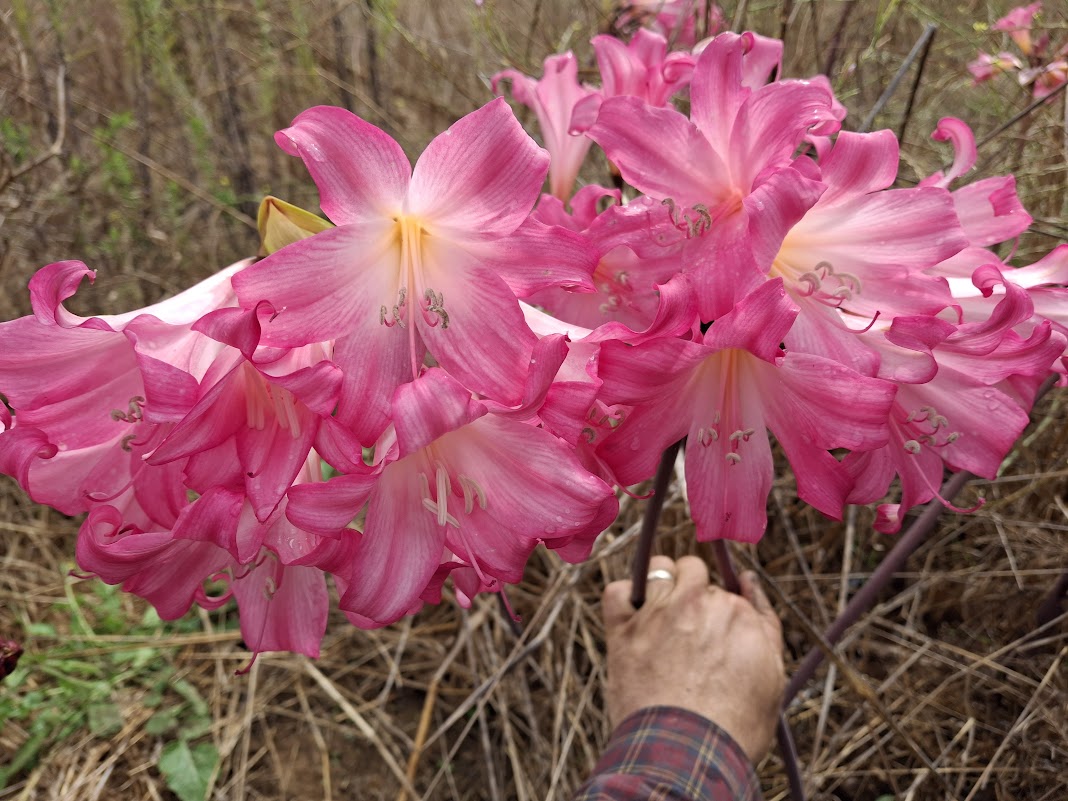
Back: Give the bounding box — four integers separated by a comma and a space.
596, 280, 896, 541
492, 56, 599, 201
569, 29, 696, 134
233, 101, 598, 446
287, 369, 618, 625
587, 32, 842, 319
0, 259, 246, 516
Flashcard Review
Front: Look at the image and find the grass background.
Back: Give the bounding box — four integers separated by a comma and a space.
1, 1, 1066, 799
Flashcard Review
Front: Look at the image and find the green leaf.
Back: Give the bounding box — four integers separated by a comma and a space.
158, 740, 218, 801
87, 702, 123, 737
144, 708, 179, 736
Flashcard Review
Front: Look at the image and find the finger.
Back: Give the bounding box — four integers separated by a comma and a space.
671, 555, 711, 597
740, 571, 780, 628
644, 555, 677, 605
602, 580, 636, 628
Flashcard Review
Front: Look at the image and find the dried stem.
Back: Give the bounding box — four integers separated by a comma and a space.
629, 439, 683, 609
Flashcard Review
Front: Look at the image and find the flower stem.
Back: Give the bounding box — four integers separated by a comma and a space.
714, 539, 806, 801
629, 439, 683, 609
711, 540, 741, 594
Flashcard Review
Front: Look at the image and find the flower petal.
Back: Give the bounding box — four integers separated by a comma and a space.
275, 106, 410, 225
409, 98, 548, 240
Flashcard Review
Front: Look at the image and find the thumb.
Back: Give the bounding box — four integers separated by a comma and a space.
602, 579, 637, 629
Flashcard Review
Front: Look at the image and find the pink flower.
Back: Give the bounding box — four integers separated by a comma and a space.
596, 280, 896, 542
232, 101, 597, 446
768, 130, 965, 373
920, 118, 1032, 247
993, 2, 1043, 56
587, 32, 842, 319
616, 0, 723, 49
968, 51, 1023, 82
493, 56, 599, 200
570, 29, 696, 134
132, 302, 343, 524
288, 369, 618, 625
0, 259, 245, 516
75, 478, 335, 659
525, 186, 686, 331
847, 267, 1066, 532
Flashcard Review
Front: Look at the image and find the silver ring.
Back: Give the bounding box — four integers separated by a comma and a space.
646, 569, 675, 583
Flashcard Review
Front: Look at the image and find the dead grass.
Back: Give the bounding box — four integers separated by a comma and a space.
1, 1, 1067, 799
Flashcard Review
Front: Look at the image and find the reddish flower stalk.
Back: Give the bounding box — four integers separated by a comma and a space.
629, 439, 683, 609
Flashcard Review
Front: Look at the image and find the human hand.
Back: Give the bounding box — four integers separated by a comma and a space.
602, 555, 786, 763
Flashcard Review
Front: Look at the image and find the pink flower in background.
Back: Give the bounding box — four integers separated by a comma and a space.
971, 3, 1066, 99
993, 2, 1043, 56
569, 29, 696, 134
493, 55, 598, 200
233, 100, 597, 445
968, 51, 1023, 82
615, 0, 723, 49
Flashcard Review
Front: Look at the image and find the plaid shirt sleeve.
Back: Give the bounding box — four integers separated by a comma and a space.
570, 706, 763, 801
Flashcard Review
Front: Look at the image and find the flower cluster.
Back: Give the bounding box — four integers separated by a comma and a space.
2, 23, 1065, 658
969, 2, 1067, 99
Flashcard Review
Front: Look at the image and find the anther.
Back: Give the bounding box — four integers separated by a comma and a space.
423, 289, 449, 329
459, 475, 487, 515
725, 452, 742, 464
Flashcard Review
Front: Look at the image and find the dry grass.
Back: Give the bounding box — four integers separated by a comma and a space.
1, 1, 1067, 799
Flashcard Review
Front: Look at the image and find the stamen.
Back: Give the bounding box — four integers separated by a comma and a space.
435, 461, 451, 526
380, 287, 407, 328
725, 452, 742, 464
903, 439, 922, 454
110, 396, 146, 423
459, 475, 488, 515
422, 289, 449, 329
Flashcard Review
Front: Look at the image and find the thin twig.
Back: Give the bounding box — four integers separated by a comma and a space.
962, 647, 1066, 801
975, 79, 1068, 151
896, 26, 937, 142
858, 24, 938, 134
304, 659, 420, 800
